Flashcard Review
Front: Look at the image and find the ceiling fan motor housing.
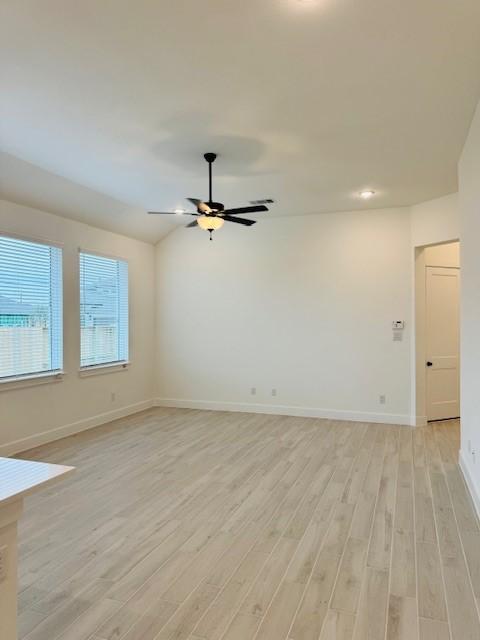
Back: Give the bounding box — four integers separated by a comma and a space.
206, 202, 224, 213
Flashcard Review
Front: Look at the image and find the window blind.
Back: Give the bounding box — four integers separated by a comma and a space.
80, 252, 129, 368
0, 235, 63, 380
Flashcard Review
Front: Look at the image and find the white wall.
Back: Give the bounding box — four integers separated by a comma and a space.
411, 193, 459, 248
155, 208, 413, 424
459, 100, 480, 516
0, 200, 156, 455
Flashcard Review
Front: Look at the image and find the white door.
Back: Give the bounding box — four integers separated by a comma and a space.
426, 266, 460, 421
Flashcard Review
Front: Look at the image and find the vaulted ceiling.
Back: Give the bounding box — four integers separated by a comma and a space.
1, 0, 480, 242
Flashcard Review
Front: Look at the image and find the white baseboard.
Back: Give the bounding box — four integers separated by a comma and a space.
0, 399, 155, 457
459, 449, 480, 522
154, 397, 411, 426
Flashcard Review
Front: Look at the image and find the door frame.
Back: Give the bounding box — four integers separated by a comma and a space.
413, 240, 460, 426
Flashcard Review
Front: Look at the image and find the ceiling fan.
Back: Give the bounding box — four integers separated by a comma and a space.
148, 153, 273, 240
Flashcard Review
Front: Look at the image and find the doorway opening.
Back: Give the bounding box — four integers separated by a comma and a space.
414, 241, 460, 425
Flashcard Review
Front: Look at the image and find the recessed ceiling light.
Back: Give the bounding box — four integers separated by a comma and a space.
359, 190, 376, 199
174, 208, 186, 215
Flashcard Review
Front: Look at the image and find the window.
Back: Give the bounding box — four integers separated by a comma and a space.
0, 235, 63, 381
79, 252, 129, 368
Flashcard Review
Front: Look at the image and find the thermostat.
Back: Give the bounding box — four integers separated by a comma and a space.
392, 321, 405, 330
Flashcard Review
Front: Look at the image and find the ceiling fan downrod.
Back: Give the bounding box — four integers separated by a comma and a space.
204, 152, 216, 204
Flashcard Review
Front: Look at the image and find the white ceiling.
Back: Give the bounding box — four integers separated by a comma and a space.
1, 0, 480, 243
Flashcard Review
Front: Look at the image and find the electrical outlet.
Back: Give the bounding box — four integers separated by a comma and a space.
379, 395, 386, 405
250, 387, 256, 396
0, 545, 8, 582
271, 388, 277, 397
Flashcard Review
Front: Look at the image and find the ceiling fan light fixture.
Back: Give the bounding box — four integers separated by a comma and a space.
197, 215, 224, 231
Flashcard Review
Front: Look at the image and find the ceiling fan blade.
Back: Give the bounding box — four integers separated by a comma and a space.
187, 198, 212, 213
222, 215, 256, 226
185, 220, 199, 228
148, 211, 197, 216
222, 205, 268, 215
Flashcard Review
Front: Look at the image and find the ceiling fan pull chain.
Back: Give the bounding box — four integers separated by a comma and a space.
209, 230, 213, 241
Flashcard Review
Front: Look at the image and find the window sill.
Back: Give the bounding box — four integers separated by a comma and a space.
0, 371, 64, 392
78, 362, 130, 377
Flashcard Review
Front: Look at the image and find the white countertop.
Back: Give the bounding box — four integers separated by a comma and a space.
0, 457, 74, 505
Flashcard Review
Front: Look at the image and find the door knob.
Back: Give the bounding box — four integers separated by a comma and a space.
426, 361, 433, 367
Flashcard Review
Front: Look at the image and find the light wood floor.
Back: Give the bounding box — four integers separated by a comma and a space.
16, 408, 480, 640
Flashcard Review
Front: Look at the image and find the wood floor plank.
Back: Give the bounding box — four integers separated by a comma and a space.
349, 492, 376, 541
115, 599, 178, 640
416, 542, 447, 621
318, 609, 355, 640
239, 537, 299, 617
386, 595, 418, 640
419, 617, 450, 640
415, 494, 437, 544
23, 580, 114, 640
192, 549, 268, 640
55, 598, 121, 640
390, 530, 416, 598
94, 603, 140, 640
367, 441, 399, 571
155, 583, 220, 640
330, 538, 368, 614
322, 503, 355, 558
18, 610, 47, 640
254, 581, 305, 639
351, 568, 389, 640
221, 612, 262, 640
288, 549, 342, 640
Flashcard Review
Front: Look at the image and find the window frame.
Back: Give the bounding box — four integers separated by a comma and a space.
0, 231, 64, 388
78, 249, 130, 374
